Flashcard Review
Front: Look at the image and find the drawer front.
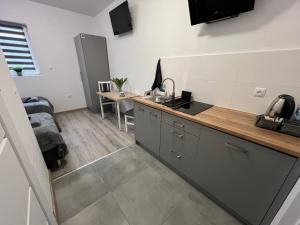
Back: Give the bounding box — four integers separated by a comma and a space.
0, 138, 29, 225
161, 123, 199, 158
0, 122, 5, 141
162, 112, 201, 136
160, 140, 196, 179
28, 187, 48, 225
195, 127, 296, 225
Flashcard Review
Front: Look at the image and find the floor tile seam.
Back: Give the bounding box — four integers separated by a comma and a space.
60, 191, 114, 224
53, 144, 136, 182
111, 191, 133, 225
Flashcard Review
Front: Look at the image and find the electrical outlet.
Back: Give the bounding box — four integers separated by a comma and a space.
253, 87, 267, 98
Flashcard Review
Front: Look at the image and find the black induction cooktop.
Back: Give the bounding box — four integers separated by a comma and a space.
176, 101, 213, 115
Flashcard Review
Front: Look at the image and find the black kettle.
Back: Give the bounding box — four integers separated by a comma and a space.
266, 94, 295, 119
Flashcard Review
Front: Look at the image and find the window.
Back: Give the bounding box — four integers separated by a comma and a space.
0, 21, 39, 76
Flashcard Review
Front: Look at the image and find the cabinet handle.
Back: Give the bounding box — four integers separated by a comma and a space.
138, 107, 144, 112
174, 121, 184, 128
173, 132, 184, 139
152, 114, 158, 118
176, 155, 183, 159
225, 142, 248, 154
169, 150, 183, 160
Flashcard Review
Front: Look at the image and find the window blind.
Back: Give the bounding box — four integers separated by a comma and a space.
0, 21, 37, 73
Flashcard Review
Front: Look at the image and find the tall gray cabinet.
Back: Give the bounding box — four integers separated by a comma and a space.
74, 34, 110, 112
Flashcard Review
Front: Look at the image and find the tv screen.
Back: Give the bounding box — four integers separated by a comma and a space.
188, 0, 255, 25
109, 1, 133, 35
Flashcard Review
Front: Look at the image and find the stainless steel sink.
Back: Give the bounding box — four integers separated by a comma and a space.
143, 96, 169, 104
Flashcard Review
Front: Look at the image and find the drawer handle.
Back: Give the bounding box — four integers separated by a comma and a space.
173, 132, 184, 139
152, 114, 158, 118
138, 107, 144, 112
225, 142, 248, 154
176, 155, 183, 159
169, 150, 183, 160
174, 121, 184, 128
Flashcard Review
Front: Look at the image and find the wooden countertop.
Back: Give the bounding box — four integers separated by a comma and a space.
96, 91, 138, 101
133, 97, 300, 158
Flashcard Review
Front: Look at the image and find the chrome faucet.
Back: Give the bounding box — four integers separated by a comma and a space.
162, 78, 175, 100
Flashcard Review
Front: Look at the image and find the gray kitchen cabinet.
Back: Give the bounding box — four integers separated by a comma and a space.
193, 127, 296, 225
135, 102, 299, 225
134, 103, 161, 156
160, 138, 196, 179
160, 117, 201, 179
161, 122, 200, 158
162, 112, 201, 137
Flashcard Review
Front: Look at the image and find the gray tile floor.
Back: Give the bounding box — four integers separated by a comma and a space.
54, 145, 243, 225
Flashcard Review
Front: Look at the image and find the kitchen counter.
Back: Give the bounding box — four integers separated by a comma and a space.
133, 96, 300, 158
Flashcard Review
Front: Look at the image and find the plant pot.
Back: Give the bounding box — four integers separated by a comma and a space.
16, 71, 23, 76
119, 91, 125, 97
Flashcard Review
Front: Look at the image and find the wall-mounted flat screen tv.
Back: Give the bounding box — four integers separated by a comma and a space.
188, 0, 255, 25
109, 1, 133, 35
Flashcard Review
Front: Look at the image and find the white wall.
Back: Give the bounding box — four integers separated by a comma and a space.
0, 0, 95, 112
92, 0, 300, 114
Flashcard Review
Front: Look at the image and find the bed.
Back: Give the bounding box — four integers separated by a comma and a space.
22, 96, 61, 131
29, 112, 68, 168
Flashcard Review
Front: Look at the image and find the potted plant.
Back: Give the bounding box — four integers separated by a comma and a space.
10, 66, 23, 76
111, 77, 127, 97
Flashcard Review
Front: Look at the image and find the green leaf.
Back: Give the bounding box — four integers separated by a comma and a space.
10, 66, 23, 72
111, 77, 128, 91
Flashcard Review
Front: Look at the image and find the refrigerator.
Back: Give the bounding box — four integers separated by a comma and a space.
74, 33, 110, 113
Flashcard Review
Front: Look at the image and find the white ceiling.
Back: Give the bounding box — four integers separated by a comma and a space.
29, 0, 115, 17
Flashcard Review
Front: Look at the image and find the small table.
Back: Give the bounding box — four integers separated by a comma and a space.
96, 91, 138, 130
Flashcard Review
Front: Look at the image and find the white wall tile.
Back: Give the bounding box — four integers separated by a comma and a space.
162, 49, 300, 114
236, 50, 300, 87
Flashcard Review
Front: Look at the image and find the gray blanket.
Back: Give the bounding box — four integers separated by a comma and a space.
29, 113, 67, 158
22, 96, 54, 114
22, 96, 61, 132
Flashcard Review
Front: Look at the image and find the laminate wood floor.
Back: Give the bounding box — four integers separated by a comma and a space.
51, 109, 135, 179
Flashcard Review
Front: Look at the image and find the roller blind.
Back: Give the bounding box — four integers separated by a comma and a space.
0, 21, 38, 74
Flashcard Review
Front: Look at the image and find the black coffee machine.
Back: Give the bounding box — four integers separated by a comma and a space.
256, 95, 300, 137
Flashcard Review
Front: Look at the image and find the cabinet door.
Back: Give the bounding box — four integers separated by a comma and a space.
0, 138, 29, 225
28, 187, 48, 225
195, 127, 296, 225
160, 139, 196, 179
134, 103, 161, 156
134, 103, 148, 145
146, 107, 161, 156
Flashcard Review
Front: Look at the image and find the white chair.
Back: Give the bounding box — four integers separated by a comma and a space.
124, 109, 135, 133
98, 81, 116, 119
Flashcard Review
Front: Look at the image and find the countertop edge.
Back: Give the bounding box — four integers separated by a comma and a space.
133, 97, 300, 158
